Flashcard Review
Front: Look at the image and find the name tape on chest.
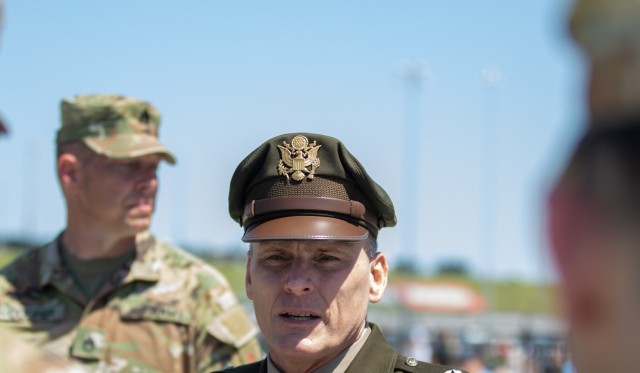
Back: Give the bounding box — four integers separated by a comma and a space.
0, 302, 65, 323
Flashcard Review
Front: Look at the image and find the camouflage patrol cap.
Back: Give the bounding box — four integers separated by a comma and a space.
229, 133, 396, 242
57, 94, 176, 163
571, 0, 640, 124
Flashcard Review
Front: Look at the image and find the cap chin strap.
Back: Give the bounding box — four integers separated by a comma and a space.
242, 196, 382, 229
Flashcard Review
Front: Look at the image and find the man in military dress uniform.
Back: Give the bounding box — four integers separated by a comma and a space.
548, 0, 640, 372
0, 94, 262, 372
223, 133, 465, 373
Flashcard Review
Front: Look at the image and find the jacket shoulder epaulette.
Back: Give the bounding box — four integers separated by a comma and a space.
394, 355, 468, 373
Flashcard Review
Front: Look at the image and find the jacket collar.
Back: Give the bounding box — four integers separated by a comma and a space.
37, 231, 161, 290
345, 323, 397, 373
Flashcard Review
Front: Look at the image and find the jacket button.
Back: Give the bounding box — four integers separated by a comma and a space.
405, 357, 418, 367
83, 337, 95, 352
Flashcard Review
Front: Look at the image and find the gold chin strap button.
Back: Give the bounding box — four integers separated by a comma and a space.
405, 357, 418, 367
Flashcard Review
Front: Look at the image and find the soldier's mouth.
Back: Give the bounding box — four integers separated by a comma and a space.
280, 312, 320, 321
129, 198, 155, 209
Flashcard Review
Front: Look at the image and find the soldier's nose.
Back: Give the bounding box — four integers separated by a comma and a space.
283, 261, 314, 295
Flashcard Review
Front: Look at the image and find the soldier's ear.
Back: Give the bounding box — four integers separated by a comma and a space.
245, 251, 254, 300
548, 184, 607, 326
369, 252, 388, 303
57, 153, 82, 191
548, 185, 596, 281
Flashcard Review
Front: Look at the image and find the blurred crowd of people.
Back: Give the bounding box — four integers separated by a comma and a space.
394, 328, 570, 373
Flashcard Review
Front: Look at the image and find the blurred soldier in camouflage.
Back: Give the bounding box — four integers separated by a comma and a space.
548, 0, 640, 372
0, 94, 261, 372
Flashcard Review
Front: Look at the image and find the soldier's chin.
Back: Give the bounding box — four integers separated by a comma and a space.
126, 215, 153, 232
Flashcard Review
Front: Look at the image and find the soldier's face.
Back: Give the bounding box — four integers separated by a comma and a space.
549, 184, 640, 372
246, 240, 387, 369
73, 153, 161, 236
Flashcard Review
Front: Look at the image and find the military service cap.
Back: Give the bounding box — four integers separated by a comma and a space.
57, 94, 176, 163
229, 133, 396, 242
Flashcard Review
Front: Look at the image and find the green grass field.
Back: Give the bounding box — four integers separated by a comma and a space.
0, 246, 19, 268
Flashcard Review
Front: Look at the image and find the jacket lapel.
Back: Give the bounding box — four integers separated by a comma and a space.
345, 323, 397, 373
260, 359, 268, 373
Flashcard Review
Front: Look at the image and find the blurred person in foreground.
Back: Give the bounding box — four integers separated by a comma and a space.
221, 133, 466, 373
0, 94, 261, 372
548, 0, 640, 372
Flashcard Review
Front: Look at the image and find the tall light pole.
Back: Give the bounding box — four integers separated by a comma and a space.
480, 65, 503, 313
399, 61, 426, 273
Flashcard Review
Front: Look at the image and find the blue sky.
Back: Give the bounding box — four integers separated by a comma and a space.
0, 1, 585, 282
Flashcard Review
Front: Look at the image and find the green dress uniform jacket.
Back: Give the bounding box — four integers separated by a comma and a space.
0, 231, 261, 373
219, 323, 466, 373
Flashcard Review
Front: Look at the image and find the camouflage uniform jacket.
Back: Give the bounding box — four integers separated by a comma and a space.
0, 231, 262, 373
219, 323, 466, 373
0, 326, 87, 373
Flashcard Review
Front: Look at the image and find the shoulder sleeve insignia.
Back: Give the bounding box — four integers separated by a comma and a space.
277, 135, 321, 182
206, 304, 258, 348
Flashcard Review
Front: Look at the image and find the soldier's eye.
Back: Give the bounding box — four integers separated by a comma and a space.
266, 254, 287, 261
318, 255, 338, 262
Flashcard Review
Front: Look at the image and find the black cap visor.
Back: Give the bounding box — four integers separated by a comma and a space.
242, 215, 369, 242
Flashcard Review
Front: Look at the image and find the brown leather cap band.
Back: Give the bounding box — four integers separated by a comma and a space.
242, 197, 381, 229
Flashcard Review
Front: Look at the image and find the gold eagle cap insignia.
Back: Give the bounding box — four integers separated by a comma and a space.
277, 135, 321, 181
